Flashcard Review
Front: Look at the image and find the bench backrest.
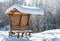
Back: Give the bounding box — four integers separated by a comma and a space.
9, 13, 30, 30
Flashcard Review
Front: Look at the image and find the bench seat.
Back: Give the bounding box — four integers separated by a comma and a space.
11, 30, 32, 33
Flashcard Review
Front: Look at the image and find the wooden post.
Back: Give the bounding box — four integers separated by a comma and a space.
27, 14, 30, 25
19, 14, 22, 26
21, 32, 24, 37
28, 32, 32, 36
25, 32, 27, 37
9, 14, 12, 36
17, 32, 19, 38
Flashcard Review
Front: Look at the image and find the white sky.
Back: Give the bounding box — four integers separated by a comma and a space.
0, 0, 33, 3
0, 0, 9, 2
0, 0, 4, 2
25, 0, 33, 4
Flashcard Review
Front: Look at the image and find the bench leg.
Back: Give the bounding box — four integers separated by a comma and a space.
17, 33, 19, 38
21, 32, 24, 37
9, 32, 12, 36
25, 32, 27, 37
28, 32, 32, 36
26, 32, 27, 35
9, 32, 15, 36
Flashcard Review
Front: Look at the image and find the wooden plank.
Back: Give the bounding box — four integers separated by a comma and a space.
11, 14, 20, 26
9, 15, 12, 36
27, 14, 30, 25
12, 25, 30, 30
19, 14, 22, 26
20, 14, 29, 26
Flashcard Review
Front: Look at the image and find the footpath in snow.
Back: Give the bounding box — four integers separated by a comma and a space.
0, 25, 60, 41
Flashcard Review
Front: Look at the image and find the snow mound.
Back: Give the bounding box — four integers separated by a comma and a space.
3, 37, 30, 41
0, 31, 30, 41
0, 25, 10, 31
30, 29, 60, 41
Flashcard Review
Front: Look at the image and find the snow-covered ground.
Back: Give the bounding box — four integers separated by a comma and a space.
0, 25, 60, 41
30, 29, 60, 41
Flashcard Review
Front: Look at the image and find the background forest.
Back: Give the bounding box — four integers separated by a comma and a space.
0, 0, 60, 32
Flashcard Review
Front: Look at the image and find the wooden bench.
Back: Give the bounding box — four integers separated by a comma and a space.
7, 8, 33, 38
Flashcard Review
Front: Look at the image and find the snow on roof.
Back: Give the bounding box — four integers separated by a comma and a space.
5, 4, 44, 15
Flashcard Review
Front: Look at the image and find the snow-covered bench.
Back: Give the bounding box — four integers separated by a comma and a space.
6, 4, 44, 38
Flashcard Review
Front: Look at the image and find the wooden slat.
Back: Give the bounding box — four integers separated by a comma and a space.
19, 14, 22, 26
9, 15, 12, 36
11, 14, 20, 26
20, 14, 30, 26
12, 25, 30, 30
27, 14, 30, 25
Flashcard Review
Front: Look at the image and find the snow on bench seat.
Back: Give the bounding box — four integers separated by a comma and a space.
5, 4, 44, 15
11, 30, 32, 33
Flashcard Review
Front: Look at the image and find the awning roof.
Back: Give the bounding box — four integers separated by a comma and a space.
5, 4, 44, 15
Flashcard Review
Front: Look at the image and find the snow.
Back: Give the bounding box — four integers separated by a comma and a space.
0, 25, 10, 31
30, 29, 60, 41
0, 31, 30, 41
5, 4, 44, 15
0, 20, 2, 23
12, 30, 32, 33
0, 25, 60, 41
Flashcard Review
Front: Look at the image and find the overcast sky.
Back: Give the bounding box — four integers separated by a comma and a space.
0, 0, 10, 2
